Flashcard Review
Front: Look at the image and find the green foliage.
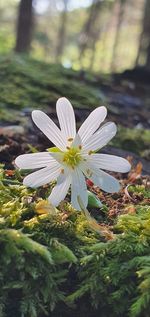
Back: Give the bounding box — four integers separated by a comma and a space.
0, 166, 150, 316
0, 30, 15, 55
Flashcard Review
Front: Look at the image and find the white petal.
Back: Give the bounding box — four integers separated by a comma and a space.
48, 170, 71, 206
71, 133, 82, 148
32, 110, 66, 151
48, 151, 64, 164
15, 152, 56, 169
78, 106, 107, 143
56, 97, 76, 144
80, 162, 120, 193
87, 154, 131, 173
23, 162, 61, 188
71, 168, 88, 210
91, 169, 121, 193
82, 122, 117, 152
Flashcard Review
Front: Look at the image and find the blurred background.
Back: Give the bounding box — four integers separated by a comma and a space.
0, 0, 150, 73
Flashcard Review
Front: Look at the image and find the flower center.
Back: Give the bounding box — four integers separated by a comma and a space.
63, 147, 82, 169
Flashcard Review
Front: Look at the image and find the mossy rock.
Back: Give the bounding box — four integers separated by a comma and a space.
0, 55, 101, 116
111, 125, 150, 158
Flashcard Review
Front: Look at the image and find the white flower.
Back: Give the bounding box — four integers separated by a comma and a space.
15, 97, 131, 210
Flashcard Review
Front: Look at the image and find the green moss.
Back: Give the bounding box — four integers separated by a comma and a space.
69, 204, 150, 317
128, 185, 150, 199
0, 55, 101, 117
0, 167, 99, 316
0, 165, 150, 316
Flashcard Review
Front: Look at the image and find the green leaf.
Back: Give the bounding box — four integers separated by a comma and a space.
27, 144, 38, 153
47, 147, 62, 153
87, 191, 103, 208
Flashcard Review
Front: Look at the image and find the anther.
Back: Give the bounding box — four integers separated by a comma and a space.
86, 169, 93, 177
88, 150, 93, 155
79, 145, 82, 150
66, 146, 70, 150
68, 137, 73, 142
61, 169, 64, 174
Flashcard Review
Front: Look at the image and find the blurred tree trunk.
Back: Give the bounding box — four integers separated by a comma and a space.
111, 0, 126, 71
15, 0, 34, 53
136, 0, 150, 70
146, 42, 150, 69
55, 0, 69, 62
79, 0, 102, 66
89, 41, 97, 71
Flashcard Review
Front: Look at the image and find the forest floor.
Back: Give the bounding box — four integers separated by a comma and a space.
0, 55, 149, 224
0, 55, 150, 317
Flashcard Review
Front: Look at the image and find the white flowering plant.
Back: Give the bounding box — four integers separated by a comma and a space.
15, 97, 131, 210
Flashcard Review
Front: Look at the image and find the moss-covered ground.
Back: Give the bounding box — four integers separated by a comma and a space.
0, 164, 150, 317
0, 55, 150, 317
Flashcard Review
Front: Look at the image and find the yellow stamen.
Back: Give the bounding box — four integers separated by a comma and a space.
63, 147, 82, 168
86, 169, 93, 177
